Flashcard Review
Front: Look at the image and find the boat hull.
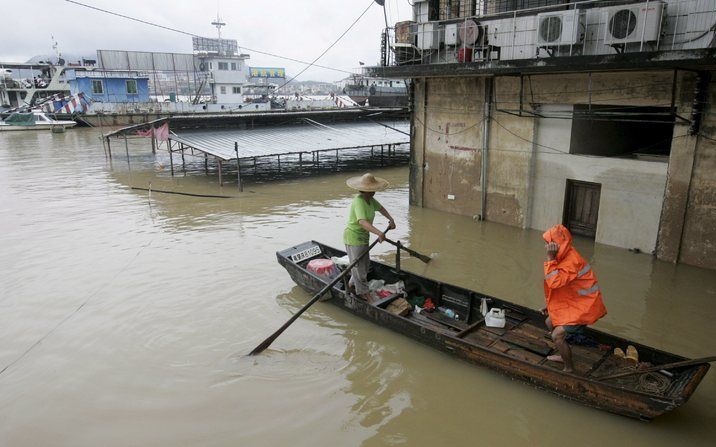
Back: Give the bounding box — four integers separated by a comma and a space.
277, 242, 710, 420
0, 122, 76, 131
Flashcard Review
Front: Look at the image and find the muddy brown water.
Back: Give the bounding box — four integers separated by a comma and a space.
1, 128, 715, 446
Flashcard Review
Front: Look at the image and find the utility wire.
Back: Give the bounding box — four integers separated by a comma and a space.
64, 0, 354, 75
275, 0, 376, 92
0, 238, 154, 378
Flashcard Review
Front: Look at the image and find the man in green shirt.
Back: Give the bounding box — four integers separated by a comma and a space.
344, 173, 396, 303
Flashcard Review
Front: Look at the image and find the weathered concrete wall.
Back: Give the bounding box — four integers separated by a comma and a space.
530, 105, 668, 253
488, 75, 534, 226
419, 77, 485, 217
656, 71, 699, 263
677, 73, 716, 270
410, 69, 716, 269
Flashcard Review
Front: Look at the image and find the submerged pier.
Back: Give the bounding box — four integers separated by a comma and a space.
103, 108, 410, 188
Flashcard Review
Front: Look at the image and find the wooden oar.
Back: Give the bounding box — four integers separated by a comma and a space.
384, 238, 432, 263
249, 228, 389, 356
597, 356, 716, 381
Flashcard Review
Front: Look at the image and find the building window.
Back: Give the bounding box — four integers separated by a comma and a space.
218, 62, 229, 70
231, 62, 237, 70
220, 86, 226, 94
91, 80, 103, 94
569, 105, 674, 160
209, 62, 213, 70
232, 86, 241, 94
126, 80, 138, 94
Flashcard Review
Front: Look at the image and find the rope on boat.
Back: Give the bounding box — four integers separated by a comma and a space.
638, 372, 671, 394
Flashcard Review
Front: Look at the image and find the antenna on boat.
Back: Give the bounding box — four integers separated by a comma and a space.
51, 34, 62, 61
211, 14, 225, 41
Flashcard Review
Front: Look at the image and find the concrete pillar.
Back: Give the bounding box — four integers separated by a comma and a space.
656, 133, 698, 263
410, 78, 427, 207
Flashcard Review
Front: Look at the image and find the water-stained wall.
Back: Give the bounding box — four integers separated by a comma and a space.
663, 71, 716, 270
411, 69, 716, 269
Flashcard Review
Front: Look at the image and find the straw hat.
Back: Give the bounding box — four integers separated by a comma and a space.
346, 173, 389, 192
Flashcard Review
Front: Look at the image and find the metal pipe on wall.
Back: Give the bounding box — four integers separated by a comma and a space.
480, 77, 493, 220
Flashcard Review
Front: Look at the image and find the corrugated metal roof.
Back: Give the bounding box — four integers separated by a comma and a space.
170, 120, 410, 161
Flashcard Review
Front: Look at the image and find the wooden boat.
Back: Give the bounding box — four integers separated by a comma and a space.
277, 241, 711, 420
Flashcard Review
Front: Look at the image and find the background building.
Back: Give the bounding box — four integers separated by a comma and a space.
68, 70, 150, 103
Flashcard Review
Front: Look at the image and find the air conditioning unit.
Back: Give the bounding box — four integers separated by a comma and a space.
536, 10, 585, 46
603, 1, 664, 45
417, 23, 441, 50
445, 23, 458, 46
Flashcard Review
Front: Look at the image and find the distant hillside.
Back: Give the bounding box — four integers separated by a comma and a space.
26, 54, 94, 65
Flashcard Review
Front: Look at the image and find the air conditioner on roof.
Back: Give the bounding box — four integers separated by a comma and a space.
603, 1, 664, 45
536, 10, 585, 46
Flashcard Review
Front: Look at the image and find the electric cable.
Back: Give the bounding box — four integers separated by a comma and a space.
64, 0, 355, 75
275, 0, 376, 92
0, 237, 155, 378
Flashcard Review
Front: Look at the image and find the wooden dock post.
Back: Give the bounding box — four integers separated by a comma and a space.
277, 154, 281, 173
380, 145, 384, 167
180, 144, 186, 173
151, 133, 156, 154
299, 152, 303, 174
235, 143, 243, 192
218, 159, 223, 186
124, 133, 131, 169
168, 139, 174, 176
106, 137, 112, 159
335, 149, 339, 171
204, 153, 208, 174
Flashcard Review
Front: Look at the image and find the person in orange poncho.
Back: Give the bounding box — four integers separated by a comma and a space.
541, 224, 607, 373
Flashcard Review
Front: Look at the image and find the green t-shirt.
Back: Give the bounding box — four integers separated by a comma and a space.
344, 195, 382, 246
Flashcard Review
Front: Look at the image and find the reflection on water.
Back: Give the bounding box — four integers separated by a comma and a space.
0, 128, 715, 446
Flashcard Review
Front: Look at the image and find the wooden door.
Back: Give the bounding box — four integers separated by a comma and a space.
563, 180, 601, 238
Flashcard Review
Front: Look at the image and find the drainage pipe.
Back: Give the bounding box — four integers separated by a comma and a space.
480, 77, 494, 220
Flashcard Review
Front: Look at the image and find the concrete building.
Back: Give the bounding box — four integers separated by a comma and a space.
369, 0, 716, 270
67, 70, 150, 103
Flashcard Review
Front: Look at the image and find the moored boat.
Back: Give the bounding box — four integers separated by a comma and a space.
0, 111, 76, 131
277, 241, 711, 420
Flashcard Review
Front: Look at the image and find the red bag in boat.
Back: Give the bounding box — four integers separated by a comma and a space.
307, 259, 339, 280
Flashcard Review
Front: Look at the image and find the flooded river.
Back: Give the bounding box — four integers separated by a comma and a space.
1, 128, 715, 446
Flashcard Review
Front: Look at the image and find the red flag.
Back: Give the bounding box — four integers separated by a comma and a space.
153, 123, 169, 141
136, 127, 153, 137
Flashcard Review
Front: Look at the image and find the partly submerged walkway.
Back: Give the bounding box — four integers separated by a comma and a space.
103, 109, 410, 187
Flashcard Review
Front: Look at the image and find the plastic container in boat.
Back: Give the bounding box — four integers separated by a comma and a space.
485, 308, 506, 328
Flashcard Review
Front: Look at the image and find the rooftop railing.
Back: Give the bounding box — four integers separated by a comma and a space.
381, 0, 716, 67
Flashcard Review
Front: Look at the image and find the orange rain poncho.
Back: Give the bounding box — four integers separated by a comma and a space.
543, 224, 607, 327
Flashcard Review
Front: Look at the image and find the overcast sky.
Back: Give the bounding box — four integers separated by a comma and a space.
3, 0, 412, 82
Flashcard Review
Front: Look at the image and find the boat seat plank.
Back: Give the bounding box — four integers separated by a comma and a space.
410, 312, 457, 335
571, 345, 606, 364
482, 323, 513, 336
455, 318, 484, 338
511, 323, 548, 340
501, 332, 552, 356
489, 339, 511, 353
371, 293, 402, 309
506, 348, 544, 364
461, 329, 497, 347
423, 311, 469, 331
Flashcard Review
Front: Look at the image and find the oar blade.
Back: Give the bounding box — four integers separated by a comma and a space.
249, 335, 277, 356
